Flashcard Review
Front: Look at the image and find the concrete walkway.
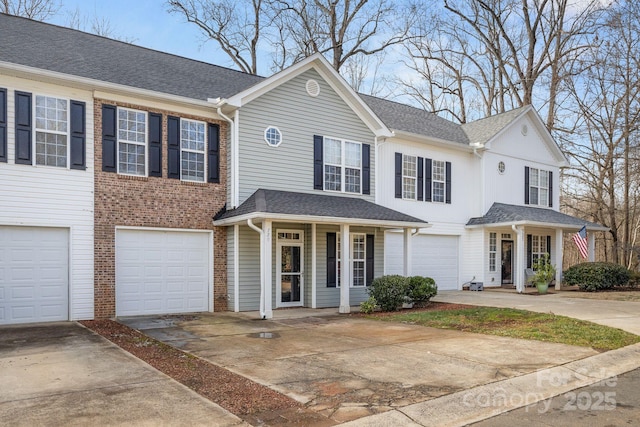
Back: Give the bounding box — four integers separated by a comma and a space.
434, 290, 640, 334
0, 322, 246, 427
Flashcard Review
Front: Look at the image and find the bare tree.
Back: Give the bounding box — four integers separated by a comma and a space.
66, 7, 137, 43
1, 0, 60, 20
167, 0, 266, 74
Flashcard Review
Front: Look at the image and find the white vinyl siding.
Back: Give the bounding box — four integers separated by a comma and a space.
1, 78, 95, 321
402, 154, 417, 200
34, 95, 68, 167
237, 69, 375, 204
117, 107, 147, 176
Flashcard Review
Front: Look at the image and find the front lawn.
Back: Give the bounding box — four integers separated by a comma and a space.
374, 306, 640, 351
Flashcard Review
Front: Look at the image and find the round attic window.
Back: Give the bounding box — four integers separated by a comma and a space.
306, 79, 320, 97
264, 126, 282, 147
498, 161, 506, 174
521, 124, 528, 136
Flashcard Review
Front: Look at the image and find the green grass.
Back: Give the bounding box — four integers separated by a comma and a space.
378, 307, 640, 351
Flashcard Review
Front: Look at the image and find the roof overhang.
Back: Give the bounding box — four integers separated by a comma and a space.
217, 54, 393, 138
465, 220, 609, 232
389, 130, 474, 152
214, 211, 430, 229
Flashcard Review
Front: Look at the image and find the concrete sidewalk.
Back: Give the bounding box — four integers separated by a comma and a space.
0, 322, 246, 427
434, 290, 640, 334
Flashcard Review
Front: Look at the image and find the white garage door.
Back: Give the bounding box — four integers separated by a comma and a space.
385, 233, 459, 290
116, 229, 211, 316
0, 226, 69, 324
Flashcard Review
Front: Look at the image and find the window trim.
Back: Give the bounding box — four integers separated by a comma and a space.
402, 154, 417, 200
116, 106, 148, 177
489, 232, 497, 272
323, 136, 362, 195
335, 232, 368, 288
531, 234, 549, 269
432, 159, 446, 203
264, 126, 282, 147
33, 94, 70, 168
180, 117, 207, 183
529, 167, 550, 207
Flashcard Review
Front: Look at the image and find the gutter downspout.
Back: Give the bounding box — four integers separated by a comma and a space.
247, 219, 266, 319
216, 105, 236, 208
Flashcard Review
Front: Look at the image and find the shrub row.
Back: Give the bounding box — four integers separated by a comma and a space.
563, 262, 631, 291
362, 275, 437, 313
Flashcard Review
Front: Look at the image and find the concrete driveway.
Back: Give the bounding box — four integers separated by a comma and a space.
0, 322, 246, 427
121, 309, 597, 424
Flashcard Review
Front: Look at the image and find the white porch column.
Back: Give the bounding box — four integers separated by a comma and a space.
514, 226, 525, 293
588, 231, 596, 262
263, 219, 273, 319
311, 223, 317, 309
555, 229, 563, 290
339, 224, 351, 313
403, 228, 413, 276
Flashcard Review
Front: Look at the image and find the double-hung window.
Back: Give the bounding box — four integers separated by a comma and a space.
432, 160, 446, 203
489, 232, 497, 272
402, 155, 417, 200
118, 107, 147, 176
529, 167, 549, 206
180, 118, 206, 182
531, 235, 548, 267
334, 233, 367, 287
324, 137, 361, 194
35, 95, 68, 167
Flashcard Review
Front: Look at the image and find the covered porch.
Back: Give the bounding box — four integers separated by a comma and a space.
214, 189, 429, 318
466, 203, 608, 293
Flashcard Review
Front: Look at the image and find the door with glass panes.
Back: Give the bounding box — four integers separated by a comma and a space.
276, 230, 304, 307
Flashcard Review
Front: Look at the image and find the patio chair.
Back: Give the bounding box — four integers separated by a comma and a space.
524, 268, 535, 286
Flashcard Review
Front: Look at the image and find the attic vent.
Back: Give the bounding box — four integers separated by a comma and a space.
521, 124, 528, 136
306, 79, 320, 97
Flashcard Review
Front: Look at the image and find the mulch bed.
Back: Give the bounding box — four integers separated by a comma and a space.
353, 301, 476, 317
80, 319, 306, 422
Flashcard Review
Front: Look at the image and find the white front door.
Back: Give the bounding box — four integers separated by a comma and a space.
276, 230, 304, 307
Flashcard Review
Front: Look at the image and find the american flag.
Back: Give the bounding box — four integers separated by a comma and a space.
573, 226, 588, 259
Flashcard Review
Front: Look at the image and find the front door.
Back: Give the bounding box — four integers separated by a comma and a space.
501, 240, 513, 284
276, 230, 304, 307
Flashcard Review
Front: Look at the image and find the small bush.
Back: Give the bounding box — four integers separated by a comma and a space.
563, 262, 631, 291
407, 276, 437, 306
367, 275, 409, 311
628, 271, 640, 288
359, 296, 377, 314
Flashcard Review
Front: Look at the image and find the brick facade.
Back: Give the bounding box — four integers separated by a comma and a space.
94, 99, 228, 318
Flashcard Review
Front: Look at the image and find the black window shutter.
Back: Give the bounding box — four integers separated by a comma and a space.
69, 100, 86, 170
313, 135, 323, 190
208, 123, 220, 183
366, 234, 375, 286
362, 143, 370, 195
148, 112, 162, 177
425, 158, 432, 202
527, 234, 532, 268
326, 232, 337, 287
445, 161, 452, 204
0, 88, 6, 162
167, 116, 180, 179
417, 157, 424, 201
101, 104, 117, 172
15, 91, 32, 165
524, 166, 530, 205
546, 235, 552, 257
395, 152, 402, 198
548, 171, 553, 208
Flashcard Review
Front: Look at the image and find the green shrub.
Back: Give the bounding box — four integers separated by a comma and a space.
563, 262, 631, 291
628, 271, 640, 288
367, 275, 409, 311
359, 296, 377, 314
407, 276, 437, 306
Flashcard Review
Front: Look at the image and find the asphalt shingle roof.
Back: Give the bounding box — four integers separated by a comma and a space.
215, 189, 428, 225
466, 203, 606, 230
461, 107, 528, 146
0, 13, 262, 101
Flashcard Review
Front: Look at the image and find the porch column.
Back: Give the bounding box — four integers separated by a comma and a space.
263, 219, 273, 319
514, 226, 525, 293
339, 224, 351, 313
403, 228, 413, 276
311, 223, 317, 308
555, 229, 563, 290
588, 231, 596, 262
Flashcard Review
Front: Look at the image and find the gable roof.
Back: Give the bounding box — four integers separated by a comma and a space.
214, 189, 429, 228
466, 203, 607, 231
0, 13, 262, 101
461, 107, 529, 146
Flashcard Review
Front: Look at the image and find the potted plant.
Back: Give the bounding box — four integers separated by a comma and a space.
532, 253, 556, 294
